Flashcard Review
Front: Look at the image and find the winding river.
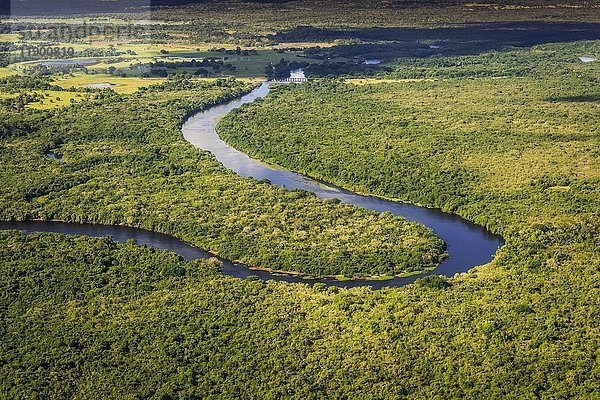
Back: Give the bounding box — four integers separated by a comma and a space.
2, 70, 503, 289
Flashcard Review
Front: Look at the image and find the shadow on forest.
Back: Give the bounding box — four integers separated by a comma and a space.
273, 22, 600, 57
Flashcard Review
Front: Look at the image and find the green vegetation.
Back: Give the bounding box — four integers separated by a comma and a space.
53, 74, 166, 94
218, 41, 599, 235
0, 75, 445, 278
0, 75, 90, 109
1, 2, 599, 398
384, 40, 600, 80
1, 224, 598, 398
5, 1, 599, 82
213, 40, 599, 397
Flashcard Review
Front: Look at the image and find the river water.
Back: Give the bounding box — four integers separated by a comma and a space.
2, 71, 503, 288
181, 70, 504, 287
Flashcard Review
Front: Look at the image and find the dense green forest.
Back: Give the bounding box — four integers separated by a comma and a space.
0, 76, 445, 278
213, 40, 599, 397
218, 40, 599, 235
1, 225, 598, 398
1, 2, 599, 398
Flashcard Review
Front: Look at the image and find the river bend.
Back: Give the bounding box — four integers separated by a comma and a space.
2, 71, 503, 289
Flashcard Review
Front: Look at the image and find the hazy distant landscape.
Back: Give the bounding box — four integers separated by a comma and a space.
0, 1, 598, 398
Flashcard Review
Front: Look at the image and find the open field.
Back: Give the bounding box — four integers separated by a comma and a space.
24, 90, 89, 109
0, 67, 16, 78
0, 33, 20, 42
0, 92, 18, 99
53, 74, 166, 93
0, 90, 88, 109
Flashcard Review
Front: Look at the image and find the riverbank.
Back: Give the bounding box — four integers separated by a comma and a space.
183, 73, 502, 283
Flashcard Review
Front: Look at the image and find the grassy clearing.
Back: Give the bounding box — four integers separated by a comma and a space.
24, 90, 89, 110
53, 74, 165, 94
0, 93, 18, 100
0, 68, 17, 78
52, 74, 260, 93
0, 34, 20, 43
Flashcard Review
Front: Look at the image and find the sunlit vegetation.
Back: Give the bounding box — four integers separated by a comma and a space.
218, 41, 599, 234
20, 90, 88, 109
0, 75, 89, 109
384, 40, 600, 80
0, 225, 598, 398
214, 41, 600, 397
1, 2, 599, 398
53, 73, 166, 94
0, 76, 445, 277
0, 67, 14, 78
